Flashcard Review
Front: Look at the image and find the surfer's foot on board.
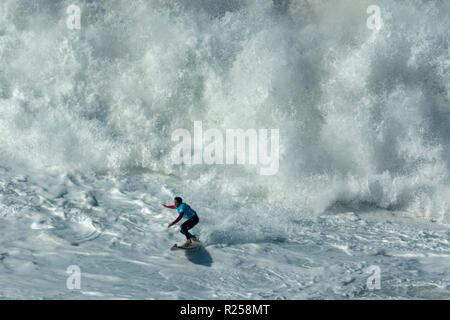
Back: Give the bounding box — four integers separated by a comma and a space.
182, 239, 193, 247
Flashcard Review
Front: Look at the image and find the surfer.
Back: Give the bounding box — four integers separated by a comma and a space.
163, 197, 199, 247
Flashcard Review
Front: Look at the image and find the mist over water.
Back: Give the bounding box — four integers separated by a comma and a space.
0, 0, 449, 299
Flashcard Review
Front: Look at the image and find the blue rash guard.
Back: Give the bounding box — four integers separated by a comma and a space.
177, 203, 196, 220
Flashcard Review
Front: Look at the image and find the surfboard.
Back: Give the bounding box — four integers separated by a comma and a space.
171, 240, 201, 251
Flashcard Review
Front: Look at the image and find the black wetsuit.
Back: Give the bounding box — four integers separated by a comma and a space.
180, 214, 199, 240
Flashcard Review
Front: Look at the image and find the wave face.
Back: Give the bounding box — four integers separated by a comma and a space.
0, 0, 449, 222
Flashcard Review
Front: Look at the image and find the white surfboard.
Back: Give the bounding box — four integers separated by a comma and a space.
170, 240, 201, 251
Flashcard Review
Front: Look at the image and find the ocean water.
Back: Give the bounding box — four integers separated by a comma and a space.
0, 0, 449, 299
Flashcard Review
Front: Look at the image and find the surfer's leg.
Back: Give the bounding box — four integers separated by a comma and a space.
180, 215, 198, 240
189, 215, 199, 241
180, 220, 192, 240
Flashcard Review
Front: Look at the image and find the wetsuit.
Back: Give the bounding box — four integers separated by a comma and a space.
170, 203, 199, 240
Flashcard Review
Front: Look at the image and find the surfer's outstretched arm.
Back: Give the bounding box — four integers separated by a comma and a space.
162, 204, 176, 209
168, 213, 183, 228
